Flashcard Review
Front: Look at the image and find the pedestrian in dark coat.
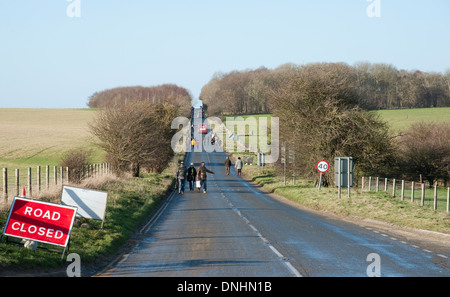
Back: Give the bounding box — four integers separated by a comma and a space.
197, 162, 214, 194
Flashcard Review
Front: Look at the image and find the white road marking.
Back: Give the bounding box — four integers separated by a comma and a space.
226, 195, 303, 277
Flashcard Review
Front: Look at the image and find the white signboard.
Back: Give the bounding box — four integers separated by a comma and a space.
61, 186, 108, 225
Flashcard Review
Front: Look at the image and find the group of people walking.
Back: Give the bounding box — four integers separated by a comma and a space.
176, 161, 214, 194
176, 156, 244, 195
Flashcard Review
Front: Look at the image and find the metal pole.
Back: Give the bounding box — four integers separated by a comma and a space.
318, 173, 323, 192
338, 158, 341, 199
347, 157, 350, 198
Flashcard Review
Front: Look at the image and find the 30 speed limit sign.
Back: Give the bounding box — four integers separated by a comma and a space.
316, 160, 330, 173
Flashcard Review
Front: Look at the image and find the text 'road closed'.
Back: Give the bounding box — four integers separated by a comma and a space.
3, 198, 77, 247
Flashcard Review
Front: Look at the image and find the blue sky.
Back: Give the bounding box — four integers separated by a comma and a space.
1, 0, 449, 108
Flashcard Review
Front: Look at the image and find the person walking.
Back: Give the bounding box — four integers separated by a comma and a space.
197, 162, 214, 194
224, 157, 232, 175
176, 162, 187, 195
235, 157, 243, 176
187, 163, 197, 191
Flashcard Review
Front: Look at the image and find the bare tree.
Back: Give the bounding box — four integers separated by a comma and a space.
89, 102, 178, 177
269, 63, 397, 185
398, 122, 450, 187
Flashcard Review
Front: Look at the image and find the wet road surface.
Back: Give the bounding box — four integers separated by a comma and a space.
98, 150, 450, 277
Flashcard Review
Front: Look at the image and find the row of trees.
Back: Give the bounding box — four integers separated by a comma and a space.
88, 84, 192, 117
354, 63, 450, 110
88, 84, 193, 177
269, 63, 398, 185
202, 62, 450, 187
200, 63, 450, 116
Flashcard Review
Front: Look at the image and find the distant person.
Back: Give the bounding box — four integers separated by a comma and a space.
187, 163, 197, 191
176, 162, 187, 195
191, 138, 195, 149
224, 157, 232, 175
197, 162, 214, 194
235, 157, 243, 176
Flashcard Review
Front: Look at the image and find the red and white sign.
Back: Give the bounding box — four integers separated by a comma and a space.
316, 160, 330, 173
3, 197, 77, 247
198, 124, 208, 134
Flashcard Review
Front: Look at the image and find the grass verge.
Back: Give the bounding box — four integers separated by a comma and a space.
0, 156, 180, 271
229, 154, 450, 235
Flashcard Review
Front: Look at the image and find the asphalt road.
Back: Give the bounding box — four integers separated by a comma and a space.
98, 150, 450, 277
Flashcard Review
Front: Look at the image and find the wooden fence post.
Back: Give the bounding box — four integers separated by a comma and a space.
376, 177, 379, 192
54, 166, 58, 185
401, 180, 405, 201
2, 168, 7, 203
37, 166, 41, 193
392, 179, 396, 198
447, 187, 449, 213
46, 165, 49, 189
433, 184, 437, 211
411, 181, 415, 203
384, 178, 388, 192
362, 177, 365, 191
27, 167, 32, 197
15, 169, 19, 197
421, 183, 425, 207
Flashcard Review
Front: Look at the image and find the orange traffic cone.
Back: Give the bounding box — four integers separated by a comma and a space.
21, 187, 26, 198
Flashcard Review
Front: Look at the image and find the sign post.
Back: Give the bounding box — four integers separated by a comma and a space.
334, 157, 353, 199
1, 197, 77, 259
316, 160, 330, 191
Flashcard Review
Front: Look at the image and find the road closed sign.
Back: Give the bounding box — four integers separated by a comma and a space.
3, 197, 77, 247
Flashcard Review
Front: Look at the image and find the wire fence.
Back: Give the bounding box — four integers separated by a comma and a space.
361, 176, 450, 213
1, 164, 110, 210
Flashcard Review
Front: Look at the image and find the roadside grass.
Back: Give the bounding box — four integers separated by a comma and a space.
0, 108, 185, 271
222, 108, 450, 235
228, 156, 450, 235
0, 157, 180, 270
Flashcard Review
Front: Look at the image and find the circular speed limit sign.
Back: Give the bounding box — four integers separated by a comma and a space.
316, 160, 330, 173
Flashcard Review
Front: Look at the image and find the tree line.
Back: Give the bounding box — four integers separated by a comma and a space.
201, 62, 450, 187
88, 84, 192, 117
200, 62, 450, 116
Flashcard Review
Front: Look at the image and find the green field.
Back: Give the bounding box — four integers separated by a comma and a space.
1, 107, 448, 170
376, 107, 450, 132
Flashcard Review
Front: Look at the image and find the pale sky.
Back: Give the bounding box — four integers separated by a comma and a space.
1, 0, 449, 108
